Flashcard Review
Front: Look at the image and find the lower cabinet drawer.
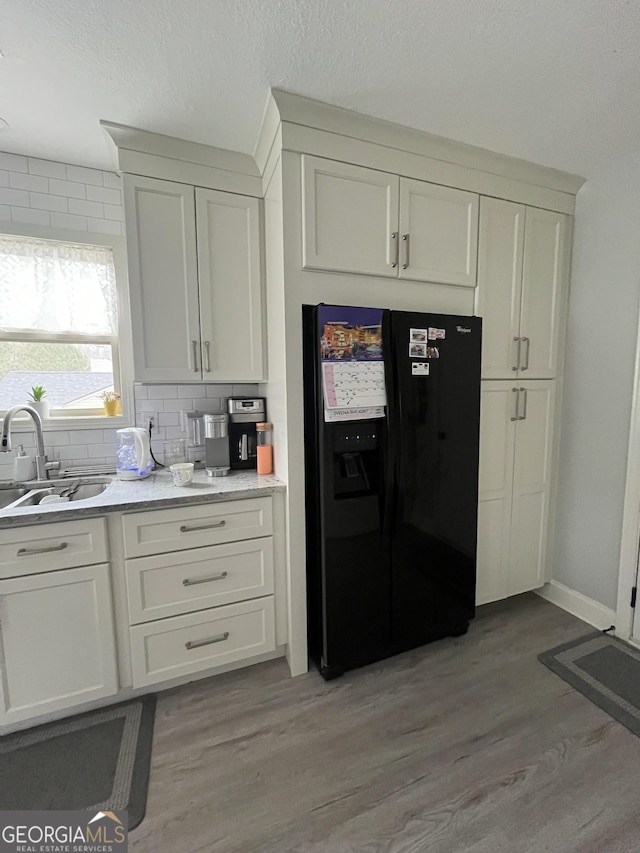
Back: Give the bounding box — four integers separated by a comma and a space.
0, 518, 107, 579
126, 537, 274, 624
129, 597, 276, 688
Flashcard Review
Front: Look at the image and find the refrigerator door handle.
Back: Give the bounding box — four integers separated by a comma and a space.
390, 232, 399, 268
511, 387, 520, 421
518, 387, 528, 420
512, 337, 521, 371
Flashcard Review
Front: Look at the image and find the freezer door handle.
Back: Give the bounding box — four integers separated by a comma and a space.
510, 387, 520, 421
512, 337, 521, 371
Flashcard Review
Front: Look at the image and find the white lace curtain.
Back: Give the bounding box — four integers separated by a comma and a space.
0, 236, 117, 335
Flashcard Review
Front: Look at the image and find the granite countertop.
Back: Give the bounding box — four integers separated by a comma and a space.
0, 469, 285, 528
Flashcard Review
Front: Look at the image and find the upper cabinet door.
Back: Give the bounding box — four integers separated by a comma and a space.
519, 208, 568, 379
124, 176, 201, 381
302, 155, 399, 277
196, 189, 264, 382
476, 198, 525, 379
398, 178, 479, 286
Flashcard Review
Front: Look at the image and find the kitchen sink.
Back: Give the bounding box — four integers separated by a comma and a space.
0, 479, 110, 510
0, 488, 30, 509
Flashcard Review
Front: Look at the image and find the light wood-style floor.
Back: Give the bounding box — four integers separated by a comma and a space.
130, 594, 640, 852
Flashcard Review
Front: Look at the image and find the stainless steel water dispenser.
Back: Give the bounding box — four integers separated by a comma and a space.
204, 413, 230, 477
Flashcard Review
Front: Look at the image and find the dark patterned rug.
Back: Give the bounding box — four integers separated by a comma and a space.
539, 632, 640, 737
0, 695, 156, 829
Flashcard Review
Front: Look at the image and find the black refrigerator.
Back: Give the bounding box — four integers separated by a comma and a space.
303, 304, 482, 680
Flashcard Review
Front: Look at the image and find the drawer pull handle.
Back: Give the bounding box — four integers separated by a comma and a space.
17, 542, 68, 557
183, 571, 228, 587
185, 631, 230, 650
179, 520, 226, 533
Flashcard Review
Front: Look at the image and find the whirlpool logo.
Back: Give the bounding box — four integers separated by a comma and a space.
0, 810, 128, 853
456, 326, 472, 334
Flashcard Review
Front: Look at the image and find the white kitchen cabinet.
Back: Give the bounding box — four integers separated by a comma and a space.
302, 156, 399, 277
398, 178, 478, 286
476, 380, 555, 604
124, 175, 200, 382
130, 597, 275, 688
122, 496, 279, 688
301, 155, 478, 286
124, 175, 264, 382
195, 189, 264, 381
476, 198, 568, 379
0, 564, 118, 725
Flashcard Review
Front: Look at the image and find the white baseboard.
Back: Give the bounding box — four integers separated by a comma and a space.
536, 580, 616, 630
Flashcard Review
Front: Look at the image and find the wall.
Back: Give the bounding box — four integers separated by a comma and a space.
552, 155, 640, 609
0, 150, 260, 472
0, 151, 123, 235
5, 382, 259, 473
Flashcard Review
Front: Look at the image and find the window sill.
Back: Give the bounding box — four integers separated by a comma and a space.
3, 414, 131, 432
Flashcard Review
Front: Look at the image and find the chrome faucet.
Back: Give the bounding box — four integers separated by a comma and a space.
1, 405, 59, 481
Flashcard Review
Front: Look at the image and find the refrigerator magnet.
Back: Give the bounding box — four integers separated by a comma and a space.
410, 328, 428, 342
412, 362, 430, 376
409, 342, 427, 357
428, 327, 446, 340
426, 346, 439, 358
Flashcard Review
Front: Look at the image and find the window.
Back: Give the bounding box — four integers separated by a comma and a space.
0, 234, 126, 419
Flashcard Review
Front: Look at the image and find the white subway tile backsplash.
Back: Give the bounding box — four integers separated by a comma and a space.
102, 429, 120, 444
193, 398, 224, 413
66, 165, 103, 186
88, 442, 116, 458
178, 384, 206, 398
158, 412, 180, 427
0, 152, 28, 173
30, 192, 68, 213
137, 398, 163, 413
69, 429, 104, 445
9, 172, 48, 193
103, 203, 124, 221
148, 385, 178, 399
48, 178, 86, 200
134, 384, 148, 400
69, 198, 104, 218
0, 204, 10, 221
0, 187, 29, 207
102, 172, 123, 190
87, 218, 122, 236
11, 207, 50, 227
233, 384, 259, 396
162, 398, 190, 413
28, 158, 67, 179
163, 425, 185, 440
57, 445, 89, 461
87, 185, 121, 205
50, 212, 88, 231
0, 170, 8, 187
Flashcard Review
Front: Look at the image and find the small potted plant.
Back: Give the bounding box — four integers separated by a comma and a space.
100, 390, 122, 416
27, 385, 49, 419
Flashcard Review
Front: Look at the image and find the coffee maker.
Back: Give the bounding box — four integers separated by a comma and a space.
227, 397, 266, 470
204, 413, 231, 477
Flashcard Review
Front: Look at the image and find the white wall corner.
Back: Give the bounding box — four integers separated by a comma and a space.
536, 580, 616, 631
254, 93, 282, 179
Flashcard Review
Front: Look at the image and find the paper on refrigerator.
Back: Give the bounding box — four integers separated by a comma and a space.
318, 305, 386, 422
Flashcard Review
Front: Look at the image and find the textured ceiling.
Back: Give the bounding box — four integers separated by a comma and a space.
3, 0, 639, 176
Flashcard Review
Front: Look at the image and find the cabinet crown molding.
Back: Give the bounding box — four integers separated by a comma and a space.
260, 89, 585, 198
101, 120, 260, 176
